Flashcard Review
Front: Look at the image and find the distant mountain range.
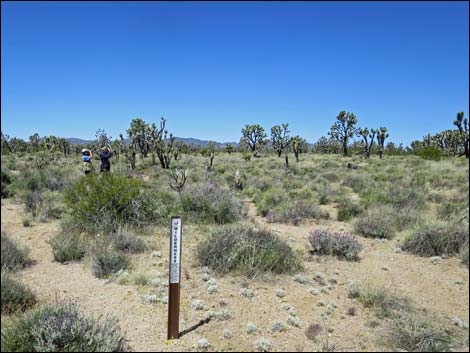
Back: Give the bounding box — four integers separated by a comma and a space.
65, 137, 239, 148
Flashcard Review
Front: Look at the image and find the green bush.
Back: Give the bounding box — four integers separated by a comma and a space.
91, 248, 129, 279
0, 302, 128, 352
417, 146, 442, 161
1, 168, 14, 198
402, 220, 469, 257
1, 272, 36, 314
382, 312, 455, 352
337, 198, 363, 222
197, 225, 303, 277
63, 173, 158, 233
1, 232, 33, 271
180, 182, 244, 224
49, 232, 87, 263
354, 206, 396, 239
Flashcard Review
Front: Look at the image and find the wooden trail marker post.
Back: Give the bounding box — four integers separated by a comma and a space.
168, 216, 182, 340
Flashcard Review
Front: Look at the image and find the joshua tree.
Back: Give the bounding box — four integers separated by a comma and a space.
433, 130, 461, 157
454, 112, 469, 158
376, 127, 389, 159
205, 142, 216, 171
154, 117, 175, 169
111, 139, 123, 160
356, 128, 377, 158
127, 118, 150, 159
43, 136, 58, 153
170, 169, 191, 196
57, 137, 71, 157
1, 131, 13, 153
121, 133, 136, 170
271, 124, 291, 158
172, 141, 187, 161
95, 129, 112, 149
240, 124, 267, 157
291, 136, 304, 162
29, 133, 40, 153
225, 144, 233, 155
328, 111, 358, 157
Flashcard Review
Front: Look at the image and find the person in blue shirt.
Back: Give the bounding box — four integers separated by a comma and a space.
81, 149, 94, 175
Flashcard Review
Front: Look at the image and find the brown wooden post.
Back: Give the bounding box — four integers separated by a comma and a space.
168, 216, 182, 340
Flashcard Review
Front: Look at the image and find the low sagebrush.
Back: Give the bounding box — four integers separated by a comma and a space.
308, 230, 363, 261
197, 225, 303, 277
1, 301, 128, 352
402, 219, 469, 257
1, 272, 36, 314
91, 248, 129, 279
1, 232, 33, 271
266, 200, 329, 225
111, 225, 147, 254
354, 206, 396, 239
179, 182, 245, 224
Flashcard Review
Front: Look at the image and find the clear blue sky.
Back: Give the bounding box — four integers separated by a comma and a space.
2, 1, 468, 145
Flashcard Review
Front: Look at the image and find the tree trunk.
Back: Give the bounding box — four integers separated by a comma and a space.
285, 153, 289, 167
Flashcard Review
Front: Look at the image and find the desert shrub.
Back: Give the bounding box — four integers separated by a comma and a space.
417, 146, 442, 161
21, 213, 33, 227
337, 198, 363, 221
461, 242, 469, 268
0, 301, 128, 352
316, 185, 336, 205
22, 190, 43, 216
1, 232, 33, 271
305, 323, 323, 341
251, 188, 286, 217
308, 230, 363, 261
13, 168, 69, 194
63, 173, 158, 233
110, 225, 147, 254
1, 272, 36, 314
437, 201, 467, 221
382, 312, 455, 352
91, 248, 129, 279
179, 182, 244, 224
402, 220, 469, 257
394, 207, 421, 231
347, 281, 411, 318
361, 182, 426, 210
1, 168, 14, 198
49, 232, 87, 263
354, 206, 396, 239
266, 200, 329, 225
342, 174, 367, 193
38, 191, 64, 220
197, 225, 303, 277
